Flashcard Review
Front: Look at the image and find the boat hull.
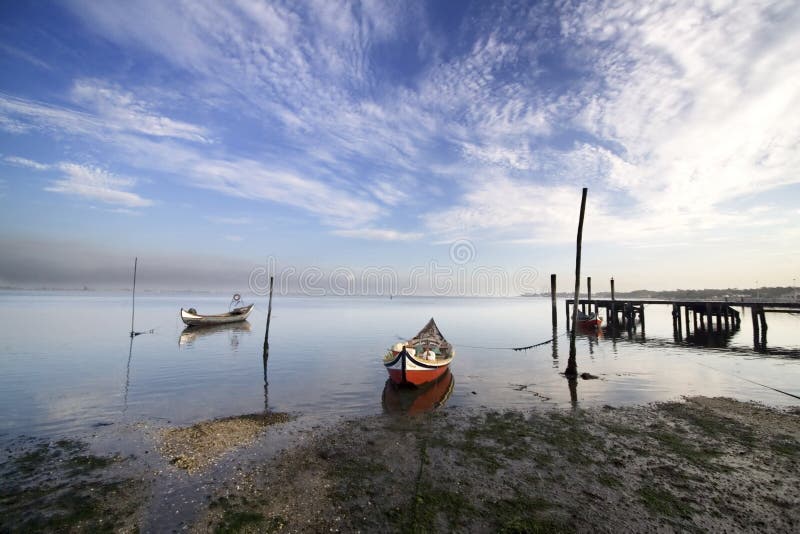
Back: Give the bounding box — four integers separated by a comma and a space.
384, 349, 451, 386
180, 304, 254, 326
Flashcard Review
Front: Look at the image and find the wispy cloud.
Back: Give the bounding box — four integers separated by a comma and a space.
70, 79, 211, 143
3, 0, 798, 253
4, 156, 51, 170
45, 163, 152, 208
4, 155, 153, 208
0, 81, 210, 143
332, 228, 423, 241
206, 216, 252, 225
0, 43, 51, 70
563, 0, 800, 217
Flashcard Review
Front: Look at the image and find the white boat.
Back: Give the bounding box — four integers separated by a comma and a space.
180, 303, 254, 326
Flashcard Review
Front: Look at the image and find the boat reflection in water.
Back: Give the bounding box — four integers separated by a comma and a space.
178, 321, 252, 349
382, 369, 455, 416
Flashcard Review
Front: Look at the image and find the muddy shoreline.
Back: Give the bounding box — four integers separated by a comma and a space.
2, 397, 798, 532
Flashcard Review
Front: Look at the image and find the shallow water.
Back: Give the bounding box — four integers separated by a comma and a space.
0, 291, 798, 442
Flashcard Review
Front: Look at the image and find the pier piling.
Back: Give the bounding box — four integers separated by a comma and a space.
551, 274, 557, 328
610, 277, 616, 330
587, 276, 592, 315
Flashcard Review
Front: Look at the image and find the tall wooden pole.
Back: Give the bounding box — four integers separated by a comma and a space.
129, 257, 138, 338
566, 187, 588, 377
550, 274, 557, 328
263, 276, 274, 360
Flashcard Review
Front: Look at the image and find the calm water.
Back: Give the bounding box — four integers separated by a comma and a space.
0, 291, 798, 443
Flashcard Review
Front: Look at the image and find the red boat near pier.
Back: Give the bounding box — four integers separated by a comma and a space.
383, 318, 454, 386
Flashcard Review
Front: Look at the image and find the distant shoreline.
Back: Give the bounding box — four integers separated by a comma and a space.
2, 286, 797, 300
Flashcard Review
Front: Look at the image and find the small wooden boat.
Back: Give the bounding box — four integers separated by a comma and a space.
383, 318, 454, 386
577, 311, 602, 328
180, 303, 254, 326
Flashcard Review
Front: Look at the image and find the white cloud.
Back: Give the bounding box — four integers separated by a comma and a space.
224, 235, 243, 242
45, 163, 152, 208
367, 180, 411, 206
0, 83, 210, 143
3, 155, 153, 209
426, 0, 800, 246
4, 156, 51, 170
206, 216, 252, 225
4, 0, 797, 251
70, 79, 210, 143
332, 228, 423, 241
0, 43, 50, 70
565, 0, 800, 219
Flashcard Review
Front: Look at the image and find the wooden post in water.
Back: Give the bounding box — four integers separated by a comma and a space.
587, 276, 592, 315
263, 276, 274, 363
684, 306, 691, 337
610, 277, 616, 330
565, 300, 570, 332
757, 306, 768, 349
671, 304, 678, 334
129, 257, 138, 338
566, 187, 588, 378
751, 307, 760, 350
550, 274, 558, 328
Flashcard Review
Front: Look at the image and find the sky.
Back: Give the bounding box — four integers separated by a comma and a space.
1, 0, 799, 294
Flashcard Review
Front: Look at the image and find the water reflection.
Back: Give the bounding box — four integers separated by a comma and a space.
382, 370, 455, 415
3, 294, 799, 440
123, 337, 134, 413
178, 322, 252, 349
684, 326, 740, 349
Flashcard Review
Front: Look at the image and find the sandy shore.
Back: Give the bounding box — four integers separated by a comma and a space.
2, 396, 798, 532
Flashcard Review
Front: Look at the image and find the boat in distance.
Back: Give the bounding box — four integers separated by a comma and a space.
577, 311, 602, 328
384, 318, 454, 386
180, 303, 254, 326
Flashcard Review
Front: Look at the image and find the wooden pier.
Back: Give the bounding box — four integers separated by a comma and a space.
566, 298, 800, 351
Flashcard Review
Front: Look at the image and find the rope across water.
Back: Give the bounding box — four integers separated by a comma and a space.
455, 331, 569, 351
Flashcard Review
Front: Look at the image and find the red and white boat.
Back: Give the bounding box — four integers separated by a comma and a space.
577, 311, 602, 328
383, 318, 454, 386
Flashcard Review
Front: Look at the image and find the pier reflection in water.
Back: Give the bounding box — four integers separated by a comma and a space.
382, 370, 455, 415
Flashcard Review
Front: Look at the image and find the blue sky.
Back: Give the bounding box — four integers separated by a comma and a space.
1, 0, 799, 293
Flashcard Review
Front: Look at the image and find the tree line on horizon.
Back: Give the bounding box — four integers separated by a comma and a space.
539, 286, 798, 300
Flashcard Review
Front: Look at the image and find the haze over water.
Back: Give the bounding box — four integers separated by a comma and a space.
0, 291, 798, 444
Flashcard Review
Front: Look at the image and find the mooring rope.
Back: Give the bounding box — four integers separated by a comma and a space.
591, 335, 800, 401
687, 358, 800, 401
456, 331, 569, 351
